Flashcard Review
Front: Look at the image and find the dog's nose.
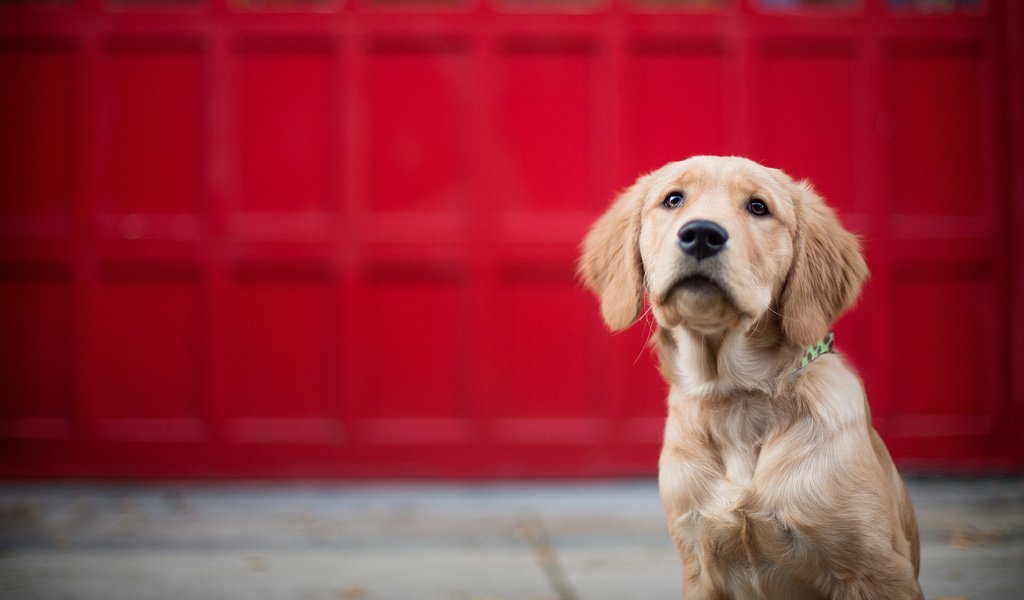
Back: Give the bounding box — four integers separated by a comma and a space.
678, 220, 729, 260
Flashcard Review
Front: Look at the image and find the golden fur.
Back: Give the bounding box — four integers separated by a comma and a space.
579, 156, 922, 599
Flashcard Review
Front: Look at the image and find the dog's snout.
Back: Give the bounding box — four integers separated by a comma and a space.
678, 220, 729, 260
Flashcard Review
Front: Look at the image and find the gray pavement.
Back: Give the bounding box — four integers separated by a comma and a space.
0, 479, 1021, 600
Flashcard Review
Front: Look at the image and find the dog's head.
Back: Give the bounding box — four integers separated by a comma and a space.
578, 156, 867, 346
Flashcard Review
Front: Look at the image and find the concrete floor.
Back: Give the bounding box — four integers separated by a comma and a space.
0, 479, 1021, 600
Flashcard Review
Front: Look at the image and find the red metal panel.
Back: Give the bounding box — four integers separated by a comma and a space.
885, 262, 1005, 463
889, 42, 988, 218
0, 42, 74, 218
607, 320, 668, 468
892, 267, 998, 420
877, 34, 1010, 469
355, 265, 473, 437
97, 267, 203, 426
0, 0, 1019, 477
495, 40, 596, 213
491, 265, 605, 425
236, 41, 333, 215
0, 267, 73, 439
1009, 0, 1024, 468
105, 41, 202, 215
222, 267, 338, 444
623, 41, 729, 174
367, 39, 470, 217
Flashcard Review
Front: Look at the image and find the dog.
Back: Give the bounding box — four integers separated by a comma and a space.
579, 156, 922, 599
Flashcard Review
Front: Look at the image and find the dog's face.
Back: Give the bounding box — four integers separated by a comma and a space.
638, 158, 798, 335
579, 156, 867, 346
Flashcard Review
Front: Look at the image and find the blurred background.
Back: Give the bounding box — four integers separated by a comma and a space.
0, 0, 1021, 480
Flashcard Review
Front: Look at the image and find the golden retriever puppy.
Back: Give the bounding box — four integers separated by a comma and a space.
579, 156, 922, 600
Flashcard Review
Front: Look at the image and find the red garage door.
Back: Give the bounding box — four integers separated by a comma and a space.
0, 0, 1021, 477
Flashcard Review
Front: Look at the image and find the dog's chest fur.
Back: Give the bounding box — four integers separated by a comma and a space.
707, 394, 772, 485
659, 387, 820, 599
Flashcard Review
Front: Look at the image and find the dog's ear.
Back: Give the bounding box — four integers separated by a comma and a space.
778, 180, 868, 346
578, 174, 650, 331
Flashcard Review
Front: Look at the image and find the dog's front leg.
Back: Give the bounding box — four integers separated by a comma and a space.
754, 419, 923, 599
660, 450, 748, 599
668, 509, 735, 600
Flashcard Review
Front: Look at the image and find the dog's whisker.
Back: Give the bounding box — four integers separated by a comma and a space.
633, 303, 657, 365
766, 305, 809, 326
743, 314, 766, 343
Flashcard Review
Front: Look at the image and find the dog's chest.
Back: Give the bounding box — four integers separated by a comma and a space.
660, 396, 773, 508
662, 399, 807, 595
708, 398, 770, 484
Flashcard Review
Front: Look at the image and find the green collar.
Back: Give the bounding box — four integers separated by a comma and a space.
794, 331, 835, 373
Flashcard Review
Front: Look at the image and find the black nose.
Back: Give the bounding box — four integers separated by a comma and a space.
678, 220, 729, 260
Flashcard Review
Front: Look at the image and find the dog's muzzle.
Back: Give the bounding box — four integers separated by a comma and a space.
678, 220, 729, 261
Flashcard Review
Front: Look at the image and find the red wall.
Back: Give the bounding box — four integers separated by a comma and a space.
0, 0, 1021, 477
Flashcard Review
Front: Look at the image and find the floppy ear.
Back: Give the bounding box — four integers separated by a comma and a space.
778, 180, 869, 346
578, 175, 650, 331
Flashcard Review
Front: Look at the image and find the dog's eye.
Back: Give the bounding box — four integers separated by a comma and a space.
662, 192, 685, 209
747, 199, 770, 216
